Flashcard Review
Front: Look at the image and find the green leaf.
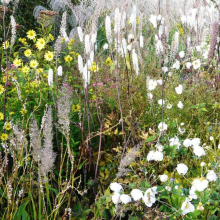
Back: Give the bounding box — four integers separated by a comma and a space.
145, 136, 155, 143
13, 200, 29, 220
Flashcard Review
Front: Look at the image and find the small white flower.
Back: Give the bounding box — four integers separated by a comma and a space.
159, 174, 168, 182
112, 192, 121, 204
176, 163, 188, 175
48, 69, 53, 87
120, 194, 132, 204
148, 79, 157, 91
200, 162, 206, 167
189, 186, 198, 200
218, 144, 220, 149
103, 43, 108, 50
57, 66, 63, 76
168, 72, 173, 77
158, 99, 165, 105
157, 79, 163, 85
178, 126, 185, 134
192, 59, 201, 70
130, 189, 143, 201
206, 170, 217, 182
179, 51, 185, 58
183, 139, 192, 148
165, 186, 171, 191
169, 137, 181, 148
175, 185, 179, 190
110, 182, 123, 193
192, 178, 208, 192
175, 84, 183, 94
167, 103, 172, 109
127, 44, 132, 51
193, 146, 206, 157
162, 67, 168, 72
154, 151, 163, 161
181, 198, 195, 215
172, 60, 180, 70
197, 203, 204, 211
191, 138, 200, 147
177, 101, 183, 109
158, 122, 168, 132
210, 136, 214, 141
143, 188, 157, 207
147, 150, 155, 161
149, 14, 157, 28
147, 92, 153, 100
156, 143, 164, 152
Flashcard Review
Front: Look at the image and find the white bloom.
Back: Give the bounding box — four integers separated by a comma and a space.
191, 138, 200, 147
110, 182, 123, 193
176, 163, 188, 175
57, 66, 63, 76
127, 44, 132, 51
48, 69, 53, 87
197, 203, 204, 211
149, 14, 157, 28
158, 99, 165, 105
167, 103, 172, 109
178, 126, 185, 134
186, 62, 192, 69
172, 60, 180, 70
179, 51, 185, 58
84, 34, 90, 54
177, 101, 183, 109
156, 143, 164, 152
130, 189, 143, 201
78, 55, 84, 74
189, 186, 198, 200
193, 146, 206, 157
192, 178, 208, 192
210, 136, 214, 141
121, 38, 127, 56
175, 84, 183, 94
143, 188, 157, 207
155, 40, 163, 55
206, 170, 217, 182
114, 8, 121, 34
157, 79, 163, 85
159, 174, 168, 182
112, 192, 121, 204
165, 186, 171, 191
192, 59, 201, 70
148, 80, 157, 91
77, 26, 84, 42
140, 35, 144, 48
168, 72, 172, 77
120, 194, 131, 204
147, 93, 153, 100
105, 16, 112, 44
169, 137, 181, 148
203, 50, 208, 59
200, 162, 206, 167
132, 49, 139, 75
183, 139, 192, 148
175, 185, 179, 190
162, 67, 168, 72
158, 122, 168, 132
91, 33, 97, 45
147, 150, 155, 161
154, 151, 163, 161
181, 198, 195, 215
103, 43, 108, 50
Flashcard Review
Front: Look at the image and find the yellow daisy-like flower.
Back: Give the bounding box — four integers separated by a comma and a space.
22, 66, 30, 74
37, 68, 43, 74
3, 41, 9, 49
106, 57, 112, 66
0, 112, 4, 120
10, 112, 14, 115
44, 51, 54, 61
72, 104, 80, 112
13, 58, 22, 67
70, 39, 74, 44
89, 62, 99, 72
69, 51, 75, 55
30, 60, 39, 69
1, 133, 8, 141
64, 55, 73, 63
36, 38, 46, 51
27, 30, 36, 40
24, 49, 32, 57
20, 108, 27, 115
5, 122, 11, 130
0, 85, 5, 95
49, 33, 54, 41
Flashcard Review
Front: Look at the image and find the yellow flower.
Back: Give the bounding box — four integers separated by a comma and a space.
72, 104, 80, 112
3, 41, 9, 49
44, 51, 54, 61
65, 55, 73, 63
69, 51, 75, 55
2, 76, 6, 83
10, 112, 14, 115
22, 66, 30, 74
37, 68, 43, 74
13, 52, 18, 57
70, 39, 74, 44
89, 62, 99, 72
24, 49, 32, 57
106, 57, 112, 66
5, 122, 11, 130
136, 17, 139, 24
27, 30, 36, 40
13, 58, 22, 67
0, 85, 5, 95
36, 38, 46, 50
30, 60, 39, 69
1, 133, 8, 141
49, 33, 54, 41
0, 112, 4, 120
179, 28, 184, 35
20, 108, 27, 115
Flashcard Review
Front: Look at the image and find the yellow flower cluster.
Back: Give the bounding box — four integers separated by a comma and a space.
19, 38, 28, 45
0, 85, 5, 95
89, 62, 99, 72
65, 55, 73, 63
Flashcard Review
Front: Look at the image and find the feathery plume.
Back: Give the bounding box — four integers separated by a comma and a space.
57, 65, 63, 76
84, 34, 90, 54
77, 26, 84, 42
105, 16, 112, 44
48, 69, 53, 86
140, 35, 144, 48
170, 31, 179, 60
114, 8, 121, 34
132, 49, 139, 75
78, 54, 84, 74
10, 16, 16, 46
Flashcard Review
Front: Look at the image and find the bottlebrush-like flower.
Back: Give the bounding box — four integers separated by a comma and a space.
105, 16, 112, 44
48, 69, 53, 86
78, 55, 83, 74
114, 8, 121, 34
132, 49, 139, 75
57, 66, 63, 76
84, 34, 90, 54
77, 26, 84, 42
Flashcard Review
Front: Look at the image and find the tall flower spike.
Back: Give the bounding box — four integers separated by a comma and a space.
57, 66, 63, 76
60, 11, 69, 42
105, 16, 112, 44
77, 26, 84, 42
48, 69, 53, 86
84, 34, 90, 54
78, 55, 83, 74
114, 8, 121, 34
140, 35, 144, 48
132, 49, 139, 75
10, 16, 16, 46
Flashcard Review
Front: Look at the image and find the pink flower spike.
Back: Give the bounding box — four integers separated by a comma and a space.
63, 83, 68, 87
97, 82, 103, 86
107, 79, 111, 82
93, 83, 97, 87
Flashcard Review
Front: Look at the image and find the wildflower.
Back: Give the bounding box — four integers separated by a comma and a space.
148, 93, 153, 100
3, 41, 9, 49
57, 66, 63, 76
165, 186, 171, 191
158, 122, 168, 132
13, 58, 22, 67
147, 150, 163, 161
120, 194, 131, 204
5, 122, 11, 130
0, 85, 5, 95
159, 174, 168, 182
65, 55, 73, 63
147, 79, 157, 91
27, 30, 36, 40
30, 60, 38, 69
77, 26, 84, 42
157, 79, 163, 85
200, 162, 206, 167
1, 133, 8, 141
191, 138, 200, 147
179, 51, 185, 58
183, 139, 192, 147
192, 59, 201, 70
186, 62, 192, 69
132, 49, 139, 75
143, 187, 157, 207
155, 40, 163, 55
24, 49, 32, 57
112, 192, 121, 204
20, 108, 27, 115
89, 63, 99, 72
181, 198, 195, 215
84, 34, 90, 54
37, 68, 43, 74
106, 57, 112, 66
175, 84, 183, 94
162, 67, 168, 72
103, 43, 108, 50
36, 38, 46, 50
110, 182, 123, 193
193, 146, 206, 157
192, 178, 208, 192
158, 99, 165, 105
78, 55, 83, 73
44, 51, 54, 61
149, 14, 157, 28
130, 189, 143, 201
22, 66, 30, 74
140, 35, 144, 48
197, 202, 204, 211
169, 136, 181, 148
48, 69, 53, 86
49, 33, 54, 41
189, 186, 198, 200
176, 163, 188, 175
156, 143, 164, 152
172, 60, 180, 70
167, 103, 172, 109
177, 101, 183, 109
210, 136, 214, 141
0, 112, 4, 120
72, 104, 80, 112
206, 170, 217, 182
